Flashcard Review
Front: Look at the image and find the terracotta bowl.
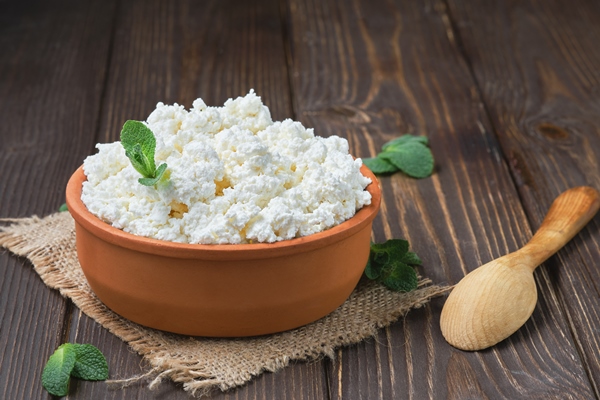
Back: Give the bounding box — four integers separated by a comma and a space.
66, 165, 381, 337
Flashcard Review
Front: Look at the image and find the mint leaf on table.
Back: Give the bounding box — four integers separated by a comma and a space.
120, 120, 168, 186
41, 343, 108, 397
41, 344, 77, 397
371, 239, 409, 265
363, 239, 422, 292
70, 344, 109, 381
381, 134, 428, 151
363, 134, 434, 179
362, 157, 398, 175
379, 141, 434, 179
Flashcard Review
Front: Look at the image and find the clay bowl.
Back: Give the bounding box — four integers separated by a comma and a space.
66, 165, 381, 337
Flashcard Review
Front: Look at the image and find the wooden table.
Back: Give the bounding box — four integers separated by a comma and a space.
2, 0, 599, 398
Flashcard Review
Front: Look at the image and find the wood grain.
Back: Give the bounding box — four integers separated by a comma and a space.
97, 0, 293, 144
2, 0, 600, 398
446, 0, 600, 396
0, 1, 116, 399
284, 0, 596, 398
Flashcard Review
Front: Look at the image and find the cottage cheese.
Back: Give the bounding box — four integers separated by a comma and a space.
81, 91, 372, 244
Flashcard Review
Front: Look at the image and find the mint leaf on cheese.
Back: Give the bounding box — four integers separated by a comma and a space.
126, 143, 155, 178
120, 120, 168, 186
138, 162, 168, 186
120, 120, 157, 168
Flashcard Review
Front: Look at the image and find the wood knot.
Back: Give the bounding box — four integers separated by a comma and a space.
537, 123, 569, 140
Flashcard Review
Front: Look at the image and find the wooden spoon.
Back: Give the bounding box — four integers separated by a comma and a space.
440, 186, 600, 351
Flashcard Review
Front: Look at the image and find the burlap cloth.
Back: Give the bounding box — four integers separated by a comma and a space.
0, 212, 449, 397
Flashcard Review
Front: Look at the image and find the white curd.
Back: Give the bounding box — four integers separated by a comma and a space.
81, 90, 371, 244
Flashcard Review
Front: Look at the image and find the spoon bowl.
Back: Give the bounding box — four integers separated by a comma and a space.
440, 186, 600, 351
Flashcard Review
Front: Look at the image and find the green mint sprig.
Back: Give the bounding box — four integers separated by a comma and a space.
363, 134, 434, 178
120, 120, 168, 186
41, 343, 108, 397
364, 239, 421, 292
59, 203, 68, 212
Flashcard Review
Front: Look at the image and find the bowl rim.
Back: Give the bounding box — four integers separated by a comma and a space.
66, 164, 381, 260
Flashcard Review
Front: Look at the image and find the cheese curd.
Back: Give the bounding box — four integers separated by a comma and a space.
81, 90, 372, 244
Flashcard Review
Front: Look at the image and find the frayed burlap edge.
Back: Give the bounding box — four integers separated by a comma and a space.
0, 213, 450, 397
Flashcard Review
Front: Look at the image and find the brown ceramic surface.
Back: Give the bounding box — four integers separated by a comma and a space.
66, 164, 381, 337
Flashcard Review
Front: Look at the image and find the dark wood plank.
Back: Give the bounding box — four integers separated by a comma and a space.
284, 0, 596, 398
446, 0, 600, 396
0, 0, 117, 399
97, 0, 293, 143
67, 0, 328, 398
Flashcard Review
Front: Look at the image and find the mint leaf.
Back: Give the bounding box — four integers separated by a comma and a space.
155, 162, 168, 178
125, 143, 155, 178
59, 203, 68, 212
42, 343, 109, 397
379, 141, 434, 178
363, 239, 420, 293
71, 344, 109, 381
120, 120, 168, 186
120, 120, 157, 170
364, 258, 381, 280
367, 134, 434, 179
363, 157, 398, 174
381, 262, 418, 292
371, 239, 409, 264
401, 251, 422, 265
139, 162, 168, 186
41, 344, 76, 397
382, 134, 428, 152
381, 239, 409, 257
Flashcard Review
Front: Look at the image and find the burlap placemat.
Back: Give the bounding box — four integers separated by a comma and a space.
0, 212, 449, 397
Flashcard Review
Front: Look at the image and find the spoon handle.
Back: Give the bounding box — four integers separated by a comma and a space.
521, 186, 600, 270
